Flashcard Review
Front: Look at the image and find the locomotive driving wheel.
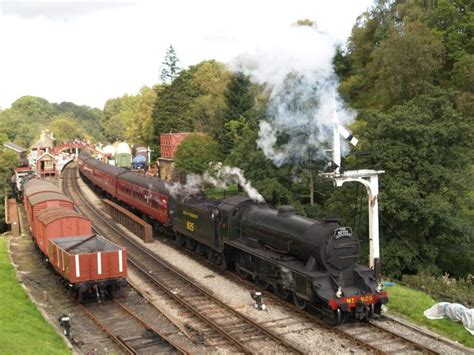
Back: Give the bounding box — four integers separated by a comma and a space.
274, 285, 291, 300
254, 277, 271, 290
185, 237, 197, 251
174, 233, 185, 247
235, 253, 251, 280
292, 293, 308, 310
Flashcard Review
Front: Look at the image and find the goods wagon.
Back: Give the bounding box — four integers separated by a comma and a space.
34, 207, 92, 254
48, 235, 127, 299
26, 191, 74, 228
23, 180, 60, 216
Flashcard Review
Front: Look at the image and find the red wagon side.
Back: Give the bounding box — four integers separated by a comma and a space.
48, 235, 127, 299
23, 180, 60, 224
34, 207, 93, 254
26, 192, 75, 229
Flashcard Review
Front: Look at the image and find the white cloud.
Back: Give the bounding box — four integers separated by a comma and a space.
0, 0, 373, 109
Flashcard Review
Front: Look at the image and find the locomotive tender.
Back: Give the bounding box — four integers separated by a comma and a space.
79, 151, 387, 323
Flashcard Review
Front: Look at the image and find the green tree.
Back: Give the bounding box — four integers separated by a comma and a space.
452, 54, 474, 92
10, 96, 56, 117
352, 90, 473, 277
369, 21, 445, 108
0, 149, 22, 232
218, 72, 256, 156
160, 45, 182, 84
225, 120, 292, 206
134, 86, 159, 144
174, 134, 219, 175
101, 95, 137, 142
151, 60, 232, 145
53, 101, 104, 141
48, 115, 87, 142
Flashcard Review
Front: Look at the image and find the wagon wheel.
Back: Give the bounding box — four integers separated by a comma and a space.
292, 293, 308, 310
274, 285, 291, 300
235, 253, 250, 280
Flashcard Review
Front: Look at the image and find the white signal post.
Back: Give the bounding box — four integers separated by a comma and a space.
329, 170, 384, 269
323, 98, 384, 276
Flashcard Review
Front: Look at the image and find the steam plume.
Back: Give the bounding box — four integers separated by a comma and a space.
164, 163, 265, 203
231, 23, 356, 167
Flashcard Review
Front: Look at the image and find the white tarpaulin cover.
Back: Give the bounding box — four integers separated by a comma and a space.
424, 302, 474, 335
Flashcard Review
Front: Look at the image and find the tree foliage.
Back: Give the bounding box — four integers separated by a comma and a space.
370, 21, 445, 107
353, 91, 473, 276
174, 134, 219, 175
0, 96, 102, 147
48, 115, 87, 142
0, 96, 104, 232
334, 0, 474, 277
218, 72, 256, 157
160, 45, 182, 84
100, 86, 158, 144
151, 60, 231, 142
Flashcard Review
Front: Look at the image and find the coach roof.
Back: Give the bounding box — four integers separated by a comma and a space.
118, 171, 170, 194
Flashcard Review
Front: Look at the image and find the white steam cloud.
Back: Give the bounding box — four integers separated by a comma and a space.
165, 163, 265, 203
231, 23, 356, 167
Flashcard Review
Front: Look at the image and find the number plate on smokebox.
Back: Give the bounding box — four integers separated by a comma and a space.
334, 227, 352, 239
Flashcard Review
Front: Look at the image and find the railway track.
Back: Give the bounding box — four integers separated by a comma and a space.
63, 164, 304, 354
63, 164, 474, 354
123, 212, 473, 354
80, 299, 187, 354
371, 314, 473, 354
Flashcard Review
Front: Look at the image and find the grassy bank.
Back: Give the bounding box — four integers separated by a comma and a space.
387, 283, 474, 348
0, 237, 70, 355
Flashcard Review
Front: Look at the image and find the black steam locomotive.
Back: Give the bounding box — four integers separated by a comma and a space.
173, 196, 387, 324
79, 151, 388, 324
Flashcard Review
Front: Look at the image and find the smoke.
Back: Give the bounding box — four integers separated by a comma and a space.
164, 163, 265, 203
231, 23, 356, 167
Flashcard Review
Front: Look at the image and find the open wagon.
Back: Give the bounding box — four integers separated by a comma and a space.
48, 234, 128, 300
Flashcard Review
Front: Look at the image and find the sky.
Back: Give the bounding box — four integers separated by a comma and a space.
0, 0, 374, 110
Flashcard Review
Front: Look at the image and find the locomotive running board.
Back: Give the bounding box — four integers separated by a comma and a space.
226, 240, 315, 276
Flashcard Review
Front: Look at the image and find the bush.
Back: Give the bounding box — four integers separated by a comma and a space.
401, 271, 473, 307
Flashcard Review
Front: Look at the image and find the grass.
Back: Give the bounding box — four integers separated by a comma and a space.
386, 283, 474, 348
0, 237, 70, 355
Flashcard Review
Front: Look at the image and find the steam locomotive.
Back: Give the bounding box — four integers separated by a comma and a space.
78, 151, 387, 324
